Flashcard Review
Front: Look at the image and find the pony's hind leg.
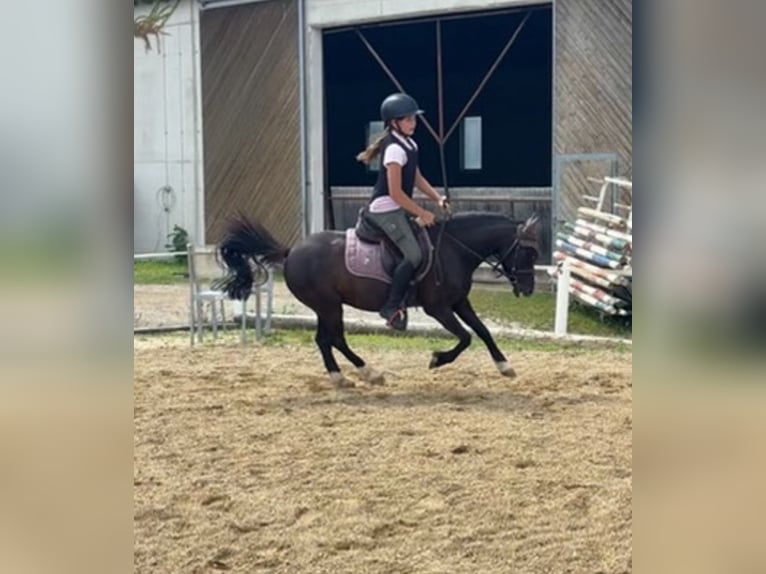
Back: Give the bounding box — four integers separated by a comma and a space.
453, 297, 515, 377
315, 318, 354, 388
323, 307, 385, 385
334, 337, 384, 385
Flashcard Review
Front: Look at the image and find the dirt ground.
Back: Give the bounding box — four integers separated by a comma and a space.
134, 337, 632, 573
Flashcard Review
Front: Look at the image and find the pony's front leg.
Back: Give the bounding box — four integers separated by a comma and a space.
423, 305, 473, 369
453, 298, 516, 377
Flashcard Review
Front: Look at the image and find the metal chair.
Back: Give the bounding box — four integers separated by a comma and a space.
237, 262, 275, 343
187, 243, 229, 345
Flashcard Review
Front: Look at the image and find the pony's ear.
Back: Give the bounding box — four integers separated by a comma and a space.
518, 215, 541, 255
521, 214, 540, 236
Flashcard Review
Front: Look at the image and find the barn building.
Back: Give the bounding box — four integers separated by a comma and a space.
134, 0, 631, 264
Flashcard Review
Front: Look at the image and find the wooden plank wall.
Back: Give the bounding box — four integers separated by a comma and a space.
555, 0, 632, 224
201, 0, 301, 246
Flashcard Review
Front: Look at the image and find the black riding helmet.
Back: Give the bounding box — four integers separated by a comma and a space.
380, 93, 424, 122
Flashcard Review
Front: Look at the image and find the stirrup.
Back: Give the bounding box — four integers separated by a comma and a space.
381, 307, 407, 331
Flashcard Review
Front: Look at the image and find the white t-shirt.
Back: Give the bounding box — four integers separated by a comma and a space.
370, 132, 418, 213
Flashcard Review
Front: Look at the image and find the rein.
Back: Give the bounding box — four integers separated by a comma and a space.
433, 217, 448, 286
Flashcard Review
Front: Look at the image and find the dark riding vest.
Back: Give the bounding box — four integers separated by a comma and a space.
371, 133, 419, 202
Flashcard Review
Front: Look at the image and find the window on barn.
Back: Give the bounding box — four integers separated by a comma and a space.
461, 116, 482, 170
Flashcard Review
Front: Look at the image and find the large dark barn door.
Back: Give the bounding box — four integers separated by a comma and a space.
323, 5, 553, 260
201, 0, 301, 245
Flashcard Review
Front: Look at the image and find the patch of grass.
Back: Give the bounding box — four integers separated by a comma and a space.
136, 328, 629, 353
469, 287, 632, 339
263, 328, 454, 352
134, 260, 188, 284
261, 327, 630, 354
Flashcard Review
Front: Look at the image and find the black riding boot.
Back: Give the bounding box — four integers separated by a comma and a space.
379, 260, 415, 331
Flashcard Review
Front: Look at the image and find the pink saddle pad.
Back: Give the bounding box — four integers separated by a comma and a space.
344, 229, 392, 284
344, 228, 434, 285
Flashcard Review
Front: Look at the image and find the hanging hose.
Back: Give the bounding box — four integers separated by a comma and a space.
154, 184, 177, 252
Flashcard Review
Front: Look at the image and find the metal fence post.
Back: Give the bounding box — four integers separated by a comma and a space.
554, 258, 571, 336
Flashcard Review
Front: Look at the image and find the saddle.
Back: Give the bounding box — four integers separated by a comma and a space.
345, 207, 433, 285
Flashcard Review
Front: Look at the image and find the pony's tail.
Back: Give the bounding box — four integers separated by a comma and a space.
215, 215, 290, 301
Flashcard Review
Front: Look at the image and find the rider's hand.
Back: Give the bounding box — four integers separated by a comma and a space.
416, 211, 436, 227
438, 197, 452, 214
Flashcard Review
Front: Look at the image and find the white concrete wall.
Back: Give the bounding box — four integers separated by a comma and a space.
134, 0, 203, 253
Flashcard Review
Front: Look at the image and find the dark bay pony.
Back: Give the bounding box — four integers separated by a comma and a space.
217, 212, 540, 387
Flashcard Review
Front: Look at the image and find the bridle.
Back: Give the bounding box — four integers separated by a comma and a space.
493, 239, 533, 292
444, 227, 539, 296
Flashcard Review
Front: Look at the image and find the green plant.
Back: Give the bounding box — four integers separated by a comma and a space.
165, 225, 189, 263
134, 0, 181, 53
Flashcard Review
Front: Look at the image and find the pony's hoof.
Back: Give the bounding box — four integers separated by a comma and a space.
429, 352, 442, 369
329, 372, 355, 388
358, 366, 385, 386
496, 361, 516, 378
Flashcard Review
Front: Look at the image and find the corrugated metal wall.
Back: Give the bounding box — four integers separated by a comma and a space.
554, 0, 632, 224
200, 0, 301, 245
